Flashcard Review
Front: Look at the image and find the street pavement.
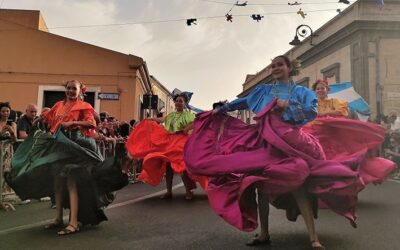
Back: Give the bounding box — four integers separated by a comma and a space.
0, 178, 399, 250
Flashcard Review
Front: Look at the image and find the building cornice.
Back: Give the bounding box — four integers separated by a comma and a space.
150, 75, 172, 96
238, 20, 400, 98
300, 20, 400, 67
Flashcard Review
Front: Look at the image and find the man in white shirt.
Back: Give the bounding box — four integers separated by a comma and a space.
389, 112, 400, 132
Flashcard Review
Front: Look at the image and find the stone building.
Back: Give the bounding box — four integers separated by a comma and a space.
239, 0, 400, 122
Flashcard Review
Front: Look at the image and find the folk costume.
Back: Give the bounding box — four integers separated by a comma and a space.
126, 92, 207, 191
317, 98, 349, 118
6, 99, 128, 226
184, 81, 394, 231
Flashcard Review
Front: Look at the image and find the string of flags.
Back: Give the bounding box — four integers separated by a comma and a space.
234, 1, 248, 7
297, 9, 307, 19
251, 14, 264, 22
27, 1, 384, 30
185, 0, 384, 25
221, 0, 350, 25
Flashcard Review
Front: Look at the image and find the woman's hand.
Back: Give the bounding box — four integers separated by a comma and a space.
183, 122, 194, 134
61, 121, 75, 129
276, 99, 289, 109
2, 124, 12, 132
2, 124, 17, 141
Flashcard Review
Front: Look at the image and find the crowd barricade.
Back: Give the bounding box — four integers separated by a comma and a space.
0, 140, 17, 211
97, 139, 142, 183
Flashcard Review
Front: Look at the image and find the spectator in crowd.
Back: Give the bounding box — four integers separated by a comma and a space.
388, 112, 400, 133
0, 102, 17, 142
0, 102, 29, 204
17, 104, 43, 139
119, 122, 131, 138
129, 119, 136, 128
99, 112, 109, 122
385, 133, 400, 179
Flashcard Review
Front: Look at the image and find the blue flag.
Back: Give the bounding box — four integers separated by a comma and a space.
328, 82, 370, 115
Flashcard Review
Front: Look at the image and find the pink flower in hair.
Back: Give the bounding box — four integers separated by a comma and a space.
81, 84, 87, 94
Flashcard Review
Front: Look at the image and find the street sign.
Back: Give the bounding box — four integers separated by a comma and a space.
98, 92, 120, 100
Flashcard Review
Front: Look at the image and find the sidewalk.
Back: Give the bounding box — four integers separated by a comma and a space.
0, 179, 181, 234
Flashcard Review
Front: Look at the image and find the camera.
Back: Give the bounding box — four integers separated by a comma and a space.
6, 119, 13, 126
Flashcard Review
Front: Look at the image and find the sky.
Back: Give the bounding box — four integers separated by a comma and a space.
1, 0, 353, 110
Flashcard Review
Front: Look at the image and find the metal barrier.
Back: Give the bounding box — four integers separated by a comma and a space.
0, 137, 141, 212
0, 140, 16, 211
98, 140, 142, 183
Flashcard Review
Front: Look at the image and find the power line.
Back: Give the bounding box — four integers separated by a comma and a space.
47, 8, 339, 30
198, 0, 353, 6
0, 8, 341, 33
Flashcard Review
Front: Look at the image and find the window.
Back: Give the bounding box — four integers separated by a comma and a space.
296, 77, 310, 87
321, 63, 340, 83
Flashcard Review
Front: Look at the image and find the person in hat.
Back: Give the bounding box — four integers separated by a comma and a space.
126, 91, 207, 200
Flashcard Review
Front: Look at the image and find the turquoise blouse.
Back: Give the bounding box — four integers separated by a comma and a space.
220, 81, 317, 126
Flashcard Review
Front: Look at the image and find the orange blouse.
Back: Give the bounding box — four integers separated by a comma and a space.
42, 100, 96, 137
317, 98, 349, 118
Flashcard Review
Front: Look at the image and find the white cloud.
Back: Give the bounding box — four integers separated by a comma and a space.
2, 0, 349, 109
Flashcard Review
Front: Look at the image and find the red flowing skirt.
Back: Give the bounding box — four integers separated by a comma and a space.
126, 120, 208, 189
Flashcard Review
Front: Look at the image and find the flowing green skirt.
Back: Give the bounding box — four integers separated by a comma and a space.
5, 129, 128, 225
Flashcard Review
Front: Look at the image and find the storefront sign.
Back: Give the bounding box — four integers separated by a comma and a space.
98, 93, 120, 100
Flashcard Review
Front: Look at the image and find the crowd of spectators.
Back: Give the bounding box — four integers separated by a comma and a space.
378, 112, 400, 179
3, 100, 400, 210
92, 112, 135, 158
1, 102, 140, 208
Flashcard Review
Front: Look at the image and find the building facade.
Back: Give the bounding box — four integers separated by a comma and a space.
239, 0, 400, 122
0, 9, 152, 122
150, 76, 175, 117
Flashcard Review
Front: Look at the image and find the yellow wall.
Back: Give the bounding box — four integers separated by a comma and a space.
0, 13, 149, 121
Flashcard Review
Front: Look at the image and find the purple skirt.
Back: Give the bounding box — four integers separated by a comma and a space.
184, 101, 385, 231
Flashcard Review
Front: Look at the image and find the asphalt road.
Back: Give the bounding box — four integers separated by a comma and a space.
1, 178, 399, 250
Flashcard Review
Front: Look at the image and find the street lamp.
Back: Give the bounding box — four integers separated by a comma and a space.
289, 24, 317, 46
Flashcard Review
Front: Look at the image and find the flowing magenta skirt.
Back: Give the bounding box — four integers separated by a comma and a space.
184, 101, 394, 231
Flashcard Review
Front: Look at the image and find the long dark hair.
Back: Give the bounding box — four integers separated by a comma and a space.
274, 55, 300, 76
173, 93, 188, 103
0, 102, 11, 111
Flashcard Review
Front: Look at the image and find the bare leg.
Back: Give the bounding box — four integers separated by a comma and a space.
292, 187, 324, 249
54, 178, 64, 221
257, 187, 270, 240
246, 187, 271, 246
67, 177, 79, 228
45, 178, 64, 229
160, 163, 173, 199
181, 171, 196, 200
58, 177, 79, 235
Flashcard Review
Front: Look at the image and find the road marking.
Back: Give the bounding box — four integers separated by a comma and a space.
0, 183, 184, 235
107, 182, 183, 209
388, 179, 400, 184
